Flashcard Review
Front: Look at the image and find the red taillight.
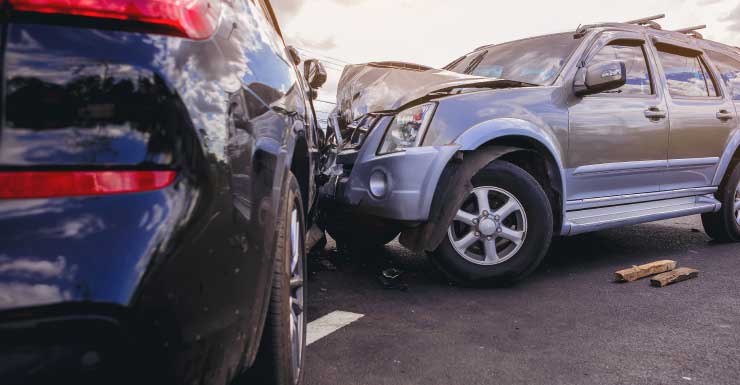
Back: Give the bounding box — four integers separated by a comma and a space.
0, 170, 176, 199
8, 0, 220, 40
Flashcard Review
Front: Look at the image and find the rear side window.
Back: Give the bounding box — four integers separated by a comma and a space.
589, 42, 653, 95
707, 51, 740, 101
656, 45, 718, 98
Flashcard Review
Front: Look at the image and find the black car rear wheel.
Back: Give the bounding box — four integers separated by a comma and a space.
250, 172, 306, 385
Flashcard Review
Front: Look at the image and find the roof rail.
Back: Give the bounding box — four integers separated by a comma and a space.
673, 25, 706, 39
625, 14, 665, 30
574, 14, 666, 37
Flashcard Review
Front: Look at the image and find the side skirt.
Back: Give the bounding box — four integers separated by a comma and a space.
561, 192, 721, 236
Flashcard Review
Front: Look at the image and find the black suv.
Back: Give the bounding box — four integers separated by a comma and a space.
0, 1, 326, 384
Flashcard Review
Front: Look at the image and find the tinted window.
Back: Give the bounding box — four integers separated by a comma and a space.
445, 33, 582, 86
657, 46, 718, 98
589, 42, 652, 95
708, 51, 740, 101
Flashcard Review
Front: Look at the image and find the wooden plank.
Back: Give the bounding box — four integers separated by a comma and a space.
650, 268, 699, 287
614, 260, 677, 282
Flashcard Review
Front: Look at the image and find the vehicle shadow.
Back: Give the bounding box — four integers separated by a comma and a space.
308, 218, 713, 291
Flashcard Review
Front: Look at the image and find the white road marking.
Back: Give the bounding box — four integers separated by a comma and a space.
306, 310, 364, 346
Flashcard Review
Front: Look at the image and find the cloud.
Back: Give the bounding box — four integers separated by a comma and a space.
271, 0, 304, 21
38, 214, 106, 239
0, 256, 68, 279
330, 0, 367, 4
288, 35, 337, 51
0, 282, 71, 309
697, 0, 723, 5
272, 0, 366, 22
720, 3, 740, 32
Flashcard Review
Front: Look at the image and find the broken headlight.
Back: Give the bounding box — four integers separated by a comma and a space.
378, 103, 436, 155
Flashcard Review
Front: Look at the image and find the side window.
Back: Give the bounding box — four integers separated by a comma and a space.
708, 51, 740, 101
589, 41, 653, 95
656, 45, 719, 98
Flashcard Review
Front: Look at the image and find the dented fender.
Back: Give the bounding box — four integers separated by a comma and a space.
399, 145, 523, 253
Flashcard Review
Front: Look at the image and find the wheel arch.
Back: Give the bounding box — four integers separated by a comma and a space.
399, 137, 565, 253
289, 134, 310, 216
482, 138, 564, 233
714, 131, 740, 187
455, 118, 566, 222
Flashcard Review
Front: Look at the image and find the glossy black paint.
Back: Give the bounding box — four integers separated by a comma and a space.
0, 1, 320, 384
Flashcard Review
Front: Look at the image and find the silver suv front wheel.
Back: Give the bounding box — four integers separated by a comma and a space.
447, 186, 528, 265
432, 160, 553, 286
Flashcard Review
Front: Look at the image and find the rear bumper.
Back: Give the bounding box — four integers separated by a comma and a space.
0, 303, 168, 385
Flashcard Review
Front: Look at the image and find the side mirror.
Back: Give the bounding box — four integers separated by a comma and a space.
574, 60, 627, 96
304, 59, 327, 90
286, 46, 301, 66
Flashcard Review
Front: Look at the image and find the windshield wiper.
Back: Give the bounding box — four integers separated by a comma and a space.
429, 79, 538, 97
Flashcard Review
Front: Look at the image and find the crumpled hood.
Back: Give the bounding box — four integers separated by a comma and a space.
336, 62, 514, 122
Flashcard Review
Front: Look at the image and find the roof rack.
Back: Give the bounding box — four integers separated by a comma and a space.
625, 14, 665, 30
673, 25, 706, 39
574, 14, 666, 37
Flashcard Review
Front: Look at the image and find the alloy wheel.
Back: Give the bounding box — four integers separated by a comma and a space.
447, 186, 528, 265
288, 207, 304, 381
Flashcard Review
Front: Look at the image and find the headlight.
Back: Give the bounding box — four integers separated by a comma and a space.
378, 103, 436, 155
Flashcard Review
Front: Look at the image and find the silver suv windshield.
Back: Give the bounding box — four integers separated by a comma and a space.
445, 33, 582, 86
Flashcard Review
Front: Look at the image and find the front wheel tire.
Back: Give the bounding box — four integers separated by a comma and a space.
432, 160, 553, 285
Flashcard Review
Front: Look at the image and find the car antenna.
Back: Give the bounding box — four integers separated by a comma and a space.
673, 25, 707, 39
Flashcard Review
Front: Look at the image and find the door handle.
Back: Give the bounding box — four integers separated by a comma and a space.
644, 107, 667, 120
717, 110, 734, 121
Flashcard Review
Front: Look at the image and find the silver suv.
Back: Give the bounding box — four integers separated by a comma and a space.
323, 15, 740, 285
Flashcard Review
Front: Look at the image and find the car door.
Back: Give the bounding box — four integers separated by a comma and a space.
568, 31, 669, 201
651, 38, 736, 190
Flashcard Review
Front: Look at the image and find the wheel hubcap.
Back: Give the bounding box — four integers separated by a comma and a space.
447, 186, 527, 266
289, 207, 304, 381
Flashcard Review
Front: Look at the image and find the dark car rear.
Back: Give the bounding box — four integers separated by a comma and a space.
0, 1, 320, 384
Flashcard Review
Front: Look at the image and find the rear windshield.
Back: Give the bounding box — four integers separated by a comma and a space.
445, 33, 582, 86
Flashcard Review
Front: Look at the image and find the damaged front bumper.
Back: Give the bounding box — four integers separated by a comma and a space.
325, 114, 459, 222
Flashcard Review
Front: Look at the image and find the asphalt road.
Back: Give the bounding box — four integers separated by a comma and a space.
304, 215, 740, 385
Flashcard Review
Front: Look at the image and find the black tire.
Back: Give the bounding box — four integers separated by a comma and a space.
702, 161, 740, 242
249, 172, 306, 385
432, 160, 553, 286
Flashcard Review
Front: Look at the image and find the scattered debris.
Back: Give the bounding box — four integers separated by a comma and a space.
615, 260, 677, 282
305, 225, 326, 254
319, 259, 337, 271
382, 268, 402, 280
651, 268, 699, 287
379, 268, 408, 291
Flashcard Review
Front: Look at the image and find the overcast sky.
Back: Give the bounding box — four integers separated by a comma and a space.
273, 0, 739, 66
271, 0, 739, 118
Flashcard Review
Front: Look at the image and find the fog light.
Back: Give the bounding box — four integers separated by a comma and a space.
369, 170, 388, 198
